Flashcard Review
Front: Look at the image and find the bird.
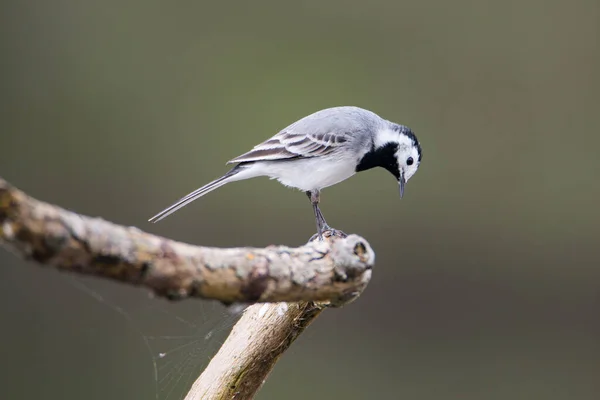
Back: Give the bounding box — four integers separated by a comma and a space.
148, 106, 422, 240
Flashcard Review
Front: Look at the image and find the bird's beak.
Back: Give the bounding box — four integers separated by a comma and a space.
399, 172, 406, 198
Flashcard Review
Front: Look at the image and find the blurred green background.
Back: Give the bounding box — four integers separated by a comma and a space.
1, 0, 599, 399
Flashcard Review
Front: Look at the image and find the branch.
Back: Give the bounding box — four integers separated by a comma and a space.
0, 177, 374, 305
0, 176, 376, 399
186, 301, 325, 400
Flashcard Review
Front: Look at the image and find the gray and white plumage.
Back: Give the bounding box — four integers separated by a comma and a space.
149, 106, 422, 237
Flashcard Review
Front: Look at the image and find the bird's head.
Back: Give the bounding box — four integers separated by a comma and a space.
357, 123, 422, 198
391, 124, 421, 197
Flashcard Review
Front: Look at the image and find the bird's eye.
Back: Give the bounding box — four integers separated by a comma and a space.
406, 157, 414, 166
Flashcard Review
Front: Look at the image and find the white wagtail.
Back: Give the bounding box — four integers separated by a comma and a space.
149, 106, 422, 239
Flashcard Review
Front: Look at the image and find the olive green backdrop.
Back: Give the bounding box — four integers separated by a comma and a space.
1, 1, 599, 399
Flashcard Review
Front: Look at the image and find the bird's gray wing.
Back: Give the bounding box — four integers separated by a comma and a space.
227, 130, 349, 164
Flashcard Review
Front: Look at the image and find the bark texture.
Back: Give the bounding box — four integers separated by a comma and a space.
0, 176, 376, 399
186, 301, 326, 400
0, 177, 374, 305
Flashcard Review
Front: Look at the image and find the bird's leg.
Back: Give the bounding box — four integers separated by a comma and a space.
306, 190, 346, 241
307, 190, 328, 240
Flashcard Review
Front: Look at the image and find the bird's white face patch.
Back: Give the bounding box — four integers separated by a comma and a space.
396, 145, 421, 182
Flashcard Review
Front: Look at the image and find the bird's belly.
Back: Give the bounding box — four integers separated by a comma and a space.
258, 158, 356, 192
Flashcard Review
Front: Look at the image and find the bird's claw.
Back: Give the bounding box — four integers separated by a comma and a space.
328, 228, 348, 239
309, 227, 348, 242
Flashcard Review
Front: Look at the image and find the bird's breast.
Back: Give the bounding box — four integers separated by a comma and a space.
252, 157, 357, 192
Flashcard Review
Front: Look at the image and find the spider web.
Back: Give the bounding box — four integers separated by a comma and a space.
66, 275, 241, 400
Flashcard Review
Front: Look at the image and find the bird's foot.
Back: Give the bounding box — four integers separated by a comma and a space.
309, 226, 348, 242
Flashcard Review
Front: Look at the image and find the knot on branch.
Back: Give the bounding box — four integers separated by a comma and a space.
327, 235, 374, 306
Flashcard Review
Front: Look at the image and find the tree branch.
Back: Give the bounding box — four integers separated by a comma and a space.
0, 176, 376, 399
0, 177, 374, 305
186, 301, 326, 400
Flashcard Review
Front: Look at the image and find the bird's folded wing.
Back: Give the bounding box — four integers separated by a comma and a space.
227, 130, 348, 164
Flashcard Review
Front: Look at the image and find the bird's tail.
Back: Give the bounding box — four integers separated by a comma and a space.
148, 165, 246, 223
